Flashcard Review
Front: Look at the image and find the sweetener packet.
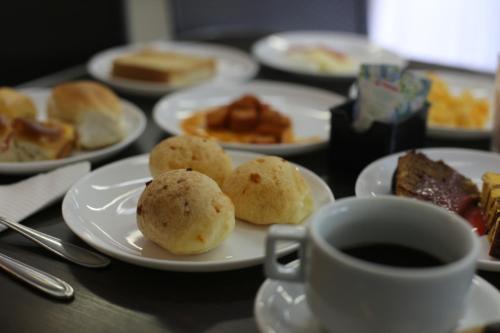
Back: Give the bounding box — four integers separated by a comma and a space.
353, 65, 431, 131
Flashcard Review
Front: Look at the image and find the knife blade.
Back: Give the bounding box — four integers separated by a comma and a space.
0, 161, 90, 231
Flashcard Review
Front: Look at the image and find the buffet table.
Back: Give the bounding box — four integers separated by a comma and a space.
0, 36, 497, 333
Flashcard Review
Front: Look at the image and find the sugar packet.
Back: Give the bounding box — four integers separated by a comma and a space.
353, 65, 431, 132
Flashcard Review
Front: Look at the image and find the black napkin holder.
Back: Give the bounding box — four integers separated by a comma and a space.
329, 100, 428, 172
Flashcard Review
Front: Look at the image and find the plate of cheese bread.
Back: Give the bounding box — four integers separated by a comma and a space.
62, 135, 334, 271
0, 81, 146, 174
153, 80, 344, 156
88, 40, 258, 97
355, 148, 500, 271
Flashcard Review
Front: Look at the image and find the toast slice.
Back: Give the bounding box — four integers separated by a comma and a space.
111, 49, 215, 86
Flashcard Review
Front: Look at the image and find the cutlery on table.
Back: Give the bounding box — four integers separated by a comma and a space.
0, 251, 73, 299
0, 216, 110, 268
0, 161, 110, 268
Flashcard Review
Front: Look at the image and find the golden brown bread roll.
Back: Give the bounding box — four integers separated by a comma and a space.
0, 87, 37, 119
12, 118, 76, 161
222, 156, 314, 225
149, 135, 232, 186
47, 80, 124, 149
137, 169, 235, 255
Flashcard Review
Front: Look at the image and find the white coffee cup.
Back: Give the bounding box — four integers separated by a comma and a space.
265, 196, 480, 333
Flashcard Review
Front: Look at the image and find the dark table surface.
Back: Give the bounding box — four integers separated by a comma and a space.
1, 36, 498, 333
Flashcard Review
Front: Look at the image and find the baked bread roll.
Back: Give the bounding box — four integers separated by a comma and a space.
0, 87, 37, 119
149, 135, 232, 186
222, 156, 314, 225
0, 115, 16, 162
112, 49, 215, 87
137, 169, 235, 255
13, 118, 76, 161
47, 81, 124, 149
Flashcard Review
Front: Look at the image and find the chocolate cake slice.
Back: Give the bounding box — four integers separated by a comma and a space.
393, 151, 480, 216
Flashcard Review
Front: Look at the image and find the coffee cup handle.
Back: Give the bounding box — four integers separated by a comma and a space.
265, 225, 307, 282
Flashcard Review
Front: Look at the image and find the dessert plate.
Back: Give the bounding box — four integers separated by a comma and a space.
88, 40, 258, 97
252, 31, 407, 79
355, 148, 500, 271
62, 150, 334, 272
254, 260, 500, 333
153, 80, 344, 156
0, 88, 146, 174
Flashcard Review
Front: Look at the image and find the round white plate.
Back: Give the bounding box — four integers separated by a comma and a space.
0, 88, 146, 175
417, 70, 495, 140
254, 260, 500, 333
355, 148, 500, 271
153, 80, 344, 156
252, 31, 407, 79
62, 151, 334, 272
88, 40, 258, 97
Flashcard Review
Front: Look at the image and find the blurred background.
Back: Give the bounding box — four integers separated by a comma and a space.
1, 0, 499, 85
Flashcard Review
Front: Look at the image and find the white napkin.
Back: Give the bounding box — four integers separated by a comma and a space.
0, 162, 90, 231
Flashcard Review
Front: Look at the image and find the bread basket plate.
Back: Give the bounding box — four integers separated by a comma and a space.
87, 40, 258, 97
62, 151, 334, 272
354, 148, 500, 271
252, 31, 407, 79
0, 88, 146, 174
153, 80, 344, 156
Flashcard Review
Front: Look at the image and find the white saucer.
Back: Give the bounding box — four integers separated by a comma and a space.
254, 261, 500, 333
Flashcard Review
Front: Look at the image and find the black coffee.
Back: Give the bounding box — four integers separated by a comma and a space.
340, 243, 444, 268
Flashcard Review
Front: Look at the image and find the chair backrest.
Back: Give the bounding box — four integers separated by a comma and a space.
1, 0, 126, 86
170, 0, 367, 39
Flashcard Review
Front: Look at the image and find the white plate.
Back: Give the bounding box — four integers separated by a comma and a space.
153, 80, 344, 156
254, 260, 500, 333
252, 31, 407, 79
355, 148, 500, 271
62, 151, 334, 272
416, 70, 495, 140
88, 40, 258, 97
0, 88, 146, 175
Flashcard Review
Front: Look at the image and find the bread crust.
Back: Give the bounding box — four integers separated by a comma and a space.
149, 135, 232, 186
137, 169, 235, 255
222, 156, 313, 225
0, 87, 37, 119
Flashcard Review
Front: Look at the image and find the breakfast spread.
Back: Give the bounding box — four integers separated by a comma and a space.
222, 155, 313, 225
149, 135, 232, 187
393, 151, 500, 258
286, 45, 357, 74
137, 169, 235, 255
111, 48, 216, 87
48, 81, 125, 150
427, 73, 490, 129
181, 95, 294, 144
